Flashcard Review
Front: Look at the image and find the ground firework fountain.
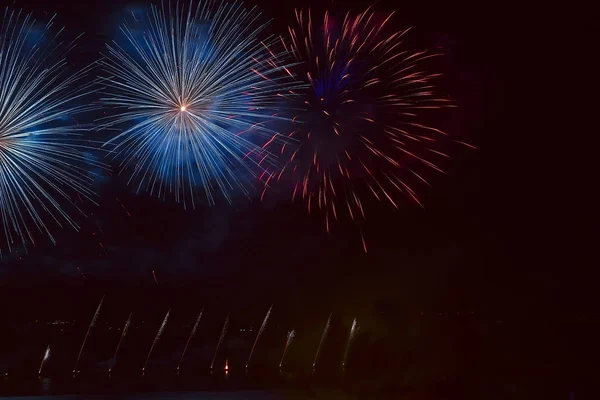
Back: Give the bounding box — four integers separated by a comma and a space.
279, 330, 295, 368
246, 304, 272, 368
73, 295, 105, 374
110, 312, 132, 373
313, 313, 332, 369
38, 345, 50, 375
143, 309, 170, 373
211, 314, 229, 370
177, 308, 204, 371
9, 301, 367, 378
342, 318, 358, 368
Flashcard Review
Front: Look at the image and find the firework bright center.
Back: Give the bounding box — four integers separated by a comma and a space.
180, 106, 187, 112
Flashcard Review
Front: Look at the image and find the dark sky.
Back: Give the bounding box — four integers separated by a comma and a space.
0, 0, 571, 324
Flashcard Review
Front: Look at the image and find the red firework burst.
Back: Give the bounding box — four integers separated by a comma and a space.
263, 7, 472, 241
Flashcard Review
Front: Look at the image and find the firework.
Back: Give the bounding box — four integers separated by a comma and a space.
211, 313, 229, 370
342, 318, 358, 367
279, 329, 295, 368
177, 308, 204, 370
99, 0, 301, 207
74, 296, 105, 373
246, 304, 272, 368
313, 312, 331, 368
110, 312, 132, 372
0, 8, 101, 252
276, 8, 465, 238
38, 345, 50, 375
143, 308, 170, 372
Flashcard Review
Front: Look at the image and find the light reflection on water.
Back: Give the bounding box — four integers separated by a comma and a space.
40, 377, 51, 395
0, 369, 344, 398
3, 391, 325, 400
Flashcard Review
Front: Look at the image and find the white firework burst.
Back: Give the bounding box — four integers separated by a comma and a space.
99, 0, 301, 207
0, 8, 100, 252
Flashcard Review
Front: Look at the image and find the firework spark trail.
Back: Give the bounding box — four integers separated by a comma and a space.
211, 314, 229, 370
73, 296, 105, 373
246, 304, 273, 368
110, 312, 132, 372
360, 231, 368, 254
115, 197, 131, 217
274, 8, 466, 237
152, 270, 158, 285
143, 309, 171, 371
177, 308, 204, 370
342, 318, 358, 367
0, 8, 103, 253
38, 345, 50, 375
98, 1, 303, 207
279, 329, 295, 368
313, 313, 332, 368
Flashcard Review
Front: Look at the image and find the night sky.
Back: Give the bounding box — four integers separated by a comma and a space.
1, 0, 498, 298
1, 0, 594, 393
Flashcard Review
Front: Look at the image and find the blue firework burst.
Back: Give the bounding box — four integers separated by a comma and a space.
99, 0, 301, 207
0, 8, 100, 252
